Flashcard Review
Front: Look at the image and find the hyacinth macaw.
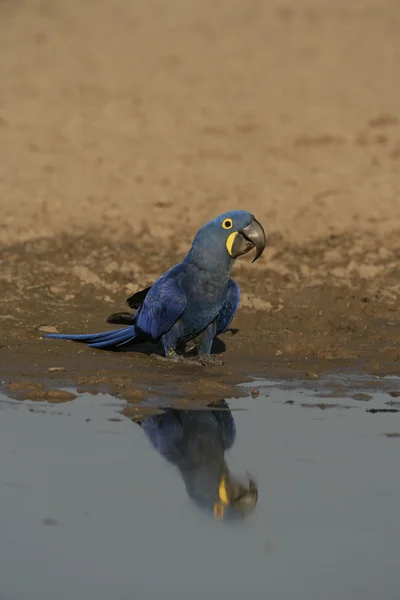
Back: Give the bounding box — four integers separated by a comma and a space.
44, 211, 266, 361
136, 400, 258, 521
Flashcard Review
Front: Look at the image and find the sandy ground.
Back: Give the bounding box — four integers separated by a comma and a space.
1, 0, 400, 392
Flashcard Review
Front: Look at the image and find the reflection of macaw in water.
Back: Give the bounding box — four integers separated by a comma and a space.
136, 400, 258, 521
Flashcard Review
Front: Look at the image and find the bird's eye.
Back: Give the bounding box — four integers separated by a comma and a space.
222, 219, 233, 230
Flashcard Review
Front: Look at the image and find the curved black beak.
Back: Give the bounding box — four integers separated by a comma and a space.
230, 216, 266, 263
237, 478, 258, 508
214, 474, 258, 519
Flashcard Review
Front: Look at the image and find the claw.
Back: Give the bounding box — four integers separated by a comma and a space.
197, 356, 224, 366
150, 353, 206, 366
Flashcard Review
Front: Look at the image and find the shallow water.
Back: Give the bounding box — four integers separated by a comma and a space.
1, 377, 400, 600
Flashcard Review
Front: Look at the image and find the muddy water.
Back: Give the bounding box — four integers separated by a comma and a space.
1, 377, 400, 600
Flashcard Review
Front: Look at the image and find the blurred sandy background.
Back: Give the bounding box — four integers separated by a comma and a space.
0, 0, 399, 370
1, 0, 399, 245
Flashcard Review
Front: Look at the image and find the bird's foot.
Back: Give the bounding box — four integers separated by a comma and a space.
150, 351, 224, 366
197, 355, 224, 366
150, 352, 224, 367
150, 352, 203, 366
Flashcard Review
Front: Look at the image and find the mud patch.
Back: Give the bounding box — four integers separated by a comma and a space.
5, 380, 77, 403
0, 233, 399, 387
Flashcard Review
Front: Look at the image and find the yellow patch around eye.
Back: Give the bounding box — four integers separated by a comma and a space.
226, 231, 238, 256
218, 475, 230, 505
222, 219, 233, 229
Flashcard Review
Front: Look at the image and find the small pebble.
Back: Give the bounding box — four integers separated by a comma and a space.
38, 325, 59, 334
42, 518, 59, 526
305, 371, 319, 380
46, 389, 77, 402
352, 393, 372, 402
251, 388, 260, 398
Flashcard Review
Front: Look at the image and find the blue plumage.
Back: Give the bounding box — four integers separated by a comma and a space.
45, 210, 266, 360
137, 402, 258, 520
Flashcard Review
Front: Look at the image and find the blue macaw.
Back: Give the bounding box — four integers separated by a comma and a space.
136, 400, 258, 520
44, 211, 266, 361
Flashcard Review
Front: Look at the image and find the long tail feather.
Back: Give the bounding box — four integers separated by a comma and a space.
44, 326, 137, 349
87, 327, 137, 348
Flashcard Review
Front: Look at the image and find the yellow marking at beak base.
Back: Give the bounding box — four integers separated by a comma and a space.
218, 475, 230, 505
213, 502, 225, 519
226, 231, 239, 256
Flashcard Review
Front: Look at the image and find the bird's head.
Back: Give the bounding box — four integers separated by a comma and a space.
187, 211, 266, 270
212, 472, 259, 521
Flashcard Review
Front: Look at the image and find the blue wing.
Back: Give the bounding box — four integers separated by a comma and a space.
211, 400, 236, 450
140, 411, 183, 461
45, 265, 187, 349
136, 266, 187, 339
216, 279, 240, 335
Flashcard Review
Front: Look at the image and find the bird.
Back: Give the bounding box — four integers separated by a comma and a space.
44, 210, 266, 362
136, 400, 258, 521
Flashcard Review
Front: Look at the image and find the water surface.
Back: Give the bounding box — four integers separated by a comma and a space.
1, 377, 399, 600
